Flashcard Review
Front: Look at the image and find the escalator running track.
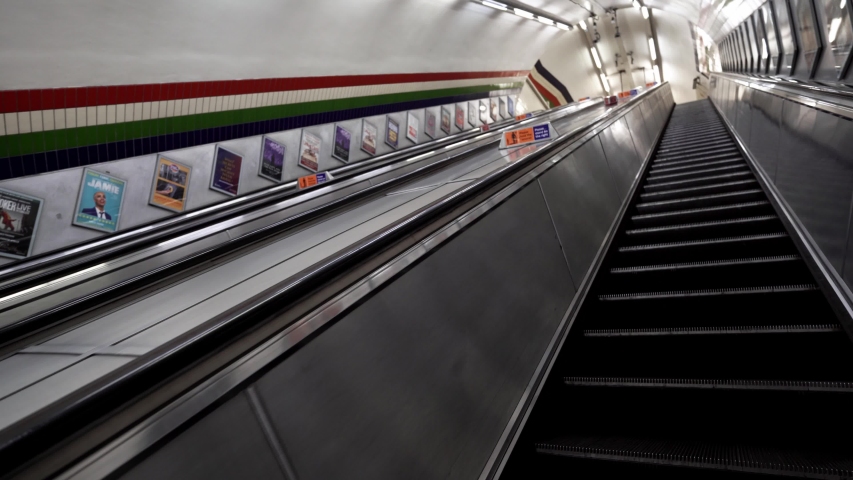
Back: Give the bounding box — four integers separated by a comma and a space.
504, 100, 853, 479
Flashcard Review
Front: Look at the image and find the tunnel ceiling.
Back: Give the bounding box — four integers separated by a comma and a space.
526, 0, 762, 42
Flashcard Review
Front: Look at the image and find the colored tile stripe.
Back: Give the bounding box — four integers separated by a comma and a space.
529, 76, 559, 108
0, 87, 520, 180
0, 83, 520, 158
0, 71, 528, 114
534, 61, 573, 104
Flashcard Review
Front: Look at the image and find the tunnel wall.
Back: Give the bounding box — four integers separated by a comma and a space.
112, 85, 674, 480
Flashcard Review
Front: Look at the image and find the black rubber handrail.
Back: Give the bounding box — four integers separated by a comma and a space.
0, 83, 665, 477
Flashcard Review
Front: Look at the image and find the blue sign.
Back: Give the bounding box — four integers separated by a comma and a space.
73, 168, 127, 233
533, 125, 552, 141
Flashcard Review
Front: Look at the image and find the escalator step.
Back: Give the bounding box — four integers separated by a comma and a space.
655, 147, 739, 163
630, 201, 771, 222
640, 180, 757, 200
651, 152, 742, 167
646, 165, 747, 182
610, 255, 800, 273
624, 215, 777, 236
659, 133, 730, 147
634, 190, 764, 211
535, 437, 853, 479
562, 377, 853, 392
598, 284, 817, 301
656, 142, 736, 157
617, 232, 787, 252
650, 158, 743, 174
643, 172, 753, 191
583, 324, 842, 337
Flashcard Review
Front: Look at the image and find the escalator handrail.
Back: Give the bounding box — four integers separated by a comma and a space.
713, 72, 853, 119
0, 84, 665, 477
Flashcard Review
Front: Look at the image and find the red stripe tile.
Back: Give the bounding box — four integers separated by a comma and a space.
529, 75, 561, 107
0, 71, 528, 113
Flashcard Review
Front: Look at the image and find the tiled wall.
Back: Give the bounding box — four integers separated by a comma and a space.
0, 72, 526, 180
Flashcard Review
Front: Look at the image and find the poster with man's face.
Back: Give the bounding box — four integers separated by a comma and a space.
73, 168, 127, 233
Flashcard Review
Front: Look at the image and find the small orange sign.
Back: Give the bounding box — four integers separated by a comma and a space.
297, 171, 331, 189
504, 128, 535, 147
515, 115, 527, 121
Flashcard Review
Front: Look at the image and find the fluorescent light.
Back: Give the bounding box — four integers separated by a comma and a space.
514, 8, 535, 18
579, 20, 588, 30
632, 0, 641, 9
481, 0, 507, 10
842, 0, 847, 9
648, 37, 657, 61
591, 47, 602, 68
537, 16, 554, 25
556, 22, 570, 30
641, 6, 649, 19
829, 17, 842, 43
600, 73, 611, 92
652, 65, 661, 83
761, 39, 768, 58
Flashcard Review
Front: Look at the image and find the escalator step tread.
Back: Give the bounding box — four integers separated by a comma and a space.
634, 190, 763, 210
647, 164, 747, 181
535, 436, 853, 479
643, 172, 753, 190
583, 324, 841, 337
631, 201, 770, 221
610, 254, 800, 273
562, 376, 853, 392
598, 284, 817, 301
625, 215, 777, 235
651, 152, 742, 167
618, 232, 787, 252
650, 158, 743, 173
640, 180, 757, 199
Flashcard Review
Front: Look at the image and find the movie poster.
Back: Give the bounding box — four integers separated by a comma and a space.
480, 99, 490, 124
361, 120, 378, 155
150, 155, 192, 212
298, 131, 322, 172
406, 112, 419, 143
490, 98, 499, 121
425, 110, 437, 139
468, 102, 477, 127
455, 104, 465, 130
73, 168, 127, 233
210, 146, 244, 196
508, 96, 516, 117
0, 188, 43, 259
442, 107, 453, 134
258, 137, 285, 182
500, 97, 508, 119
332, 125, 351, 163
385, 117, 399, 149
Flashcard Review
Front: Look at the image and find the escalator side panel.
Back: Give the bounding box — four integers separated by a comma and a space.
745, 90, 782, 183
597, 118, 643, 198
624, 108, 652, 159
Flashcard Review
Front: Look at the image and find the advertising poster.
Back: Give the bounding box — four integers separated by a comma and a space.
361, 120, 378, 155
480, 99, 490, 124
385, 117, 399, 149
73, 168, 127, 233
425, 110, 437, 139
150, 155, 192, 213
468, 102, 478, 127
455, 105, 465, 130
406, 112, 419, 143
441, 107, 452, 134
209, 146, 244, 196
508, 96, 516, 117
500, 97, 508, 119
298, 131, 322, 173
258, 137, 285, 182
332, 125, 351, 163
0, 188, 43, 259
490, 98, 499, 121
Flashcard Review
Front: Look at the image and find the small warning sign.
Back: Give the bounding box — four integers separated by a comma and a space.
503, 124, 553, 147
298, 171, 333, 190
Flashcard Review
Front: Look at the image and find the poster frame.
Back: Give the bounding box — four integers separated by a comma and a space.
149, 155, 193, 213
297, 130, 322, 173
406, 112, 419, 143
209, 145, 244, 197
257, 136, 286, 183
361, 119, 379, 156
0, 187, 44, 259
72, 167, 128, 233
332, 124, 352, 163
385, 116, 400, 149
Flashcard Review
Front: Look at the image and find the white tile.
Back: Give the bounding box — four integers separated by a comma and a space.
54, 110, 66, 130
262, 92, 270, 106
215, 96, 223, 112
75, 107, 87, 127
115, 104, 125, 124
0, 113, 5, 136
158, 101, 167, 118
43, 110, 55, 131
107, 105, 116, 124
202, 97, 210, 113
4, 113, 18, 135
237, 94, 245, 109
227, 96, 235, 111
30, 111, 43, 132
133, 102, 143, 121
149, 102, 159, 120
166, 100, 175, 118
17, 111, 32, 134
188, 98, 197, 115
142, 102, 151, 120
86, 106, 97, 126
97, 105, 107, 125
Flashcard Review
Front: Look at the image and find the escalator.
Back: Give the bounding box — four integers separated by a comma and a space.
502, 99, 853, 478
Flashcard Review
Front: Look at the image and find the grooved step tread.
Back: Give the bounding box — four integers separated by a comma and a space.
583, 324, 841, 337
648, 164, 747, 181
598, 284, 817, 301
650, 158, 744, 174
618, 232, 789, 251
631, 201, 770, 221
643, 172, 753, 190
536, 437, 853, 479
563, 377, 853, 392
651, 152, 742, 167
610, 255, 800, 273
655, 147, 739, 162
640, 180, 757, 199
625, 215, 777, 235
635, 190, 763, 210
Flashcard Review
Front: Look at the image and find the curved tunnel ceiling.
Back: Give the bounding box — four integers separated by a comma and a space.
524, 0, 763, 42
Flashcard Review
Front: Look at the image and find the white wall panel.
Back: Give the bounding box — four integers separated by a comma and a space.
654, 9, 699, 104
